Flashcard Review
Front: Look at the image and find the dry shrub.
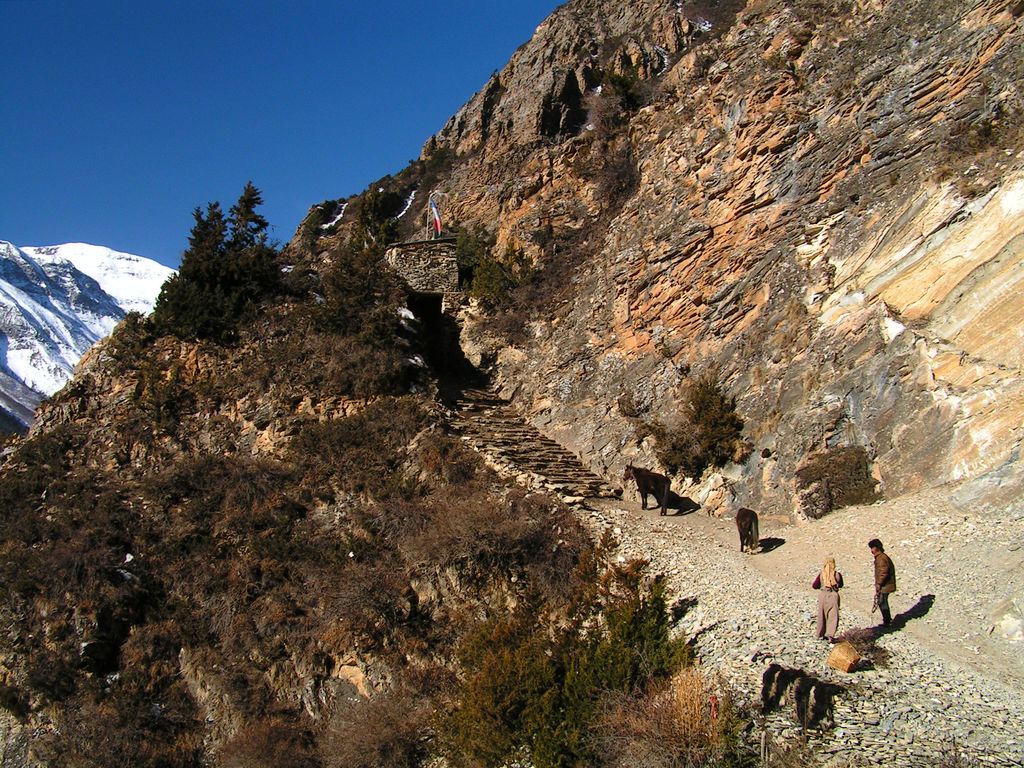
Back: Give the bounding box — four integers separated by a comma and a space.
398, 486, 530, 571
39, 673, 205, 768
219, 718, 317, 768
759, 736, 818, 768
148, 454, 291, 514
595, 668, 742, 768
320, 684, 436, 768
413, 430, 484, 487
0, 684, 28, 721
795, 445, 878, 519
289, 396, 431, 498
397, 488, 589, 600
834, 626, 890, 668
315, 336, 413, 398
356, 497, 433, 545
320, 554, 412, 643
118, 620, 185, 696
593, 140, 640, 210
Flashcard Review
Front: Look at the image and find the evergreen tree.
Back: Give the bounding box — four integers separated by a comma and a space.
186, 201, 228, 266
228, 181, 269, 251
152, 182, 280, 342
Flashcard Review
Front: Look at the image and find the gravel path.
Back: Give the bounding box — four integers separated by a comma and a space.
570, 491, 1024, 767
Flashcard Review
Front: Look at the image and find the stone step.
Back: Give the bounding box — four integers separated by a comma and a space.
449, 387, 620, 500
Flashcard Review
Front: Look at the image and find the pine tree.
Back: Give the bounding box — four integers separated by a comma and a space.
178, 202, 228, 286
227, 182, 280, 306
228, 181, 269, 251
152, 183, 280, 342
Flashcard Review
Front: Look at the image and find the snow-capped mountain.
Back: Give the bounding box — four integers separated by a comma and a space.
0, 241, 174, 432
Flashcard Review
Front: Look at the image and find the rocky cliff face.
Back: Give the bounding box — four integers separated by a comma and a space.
415, 0, 1024, 518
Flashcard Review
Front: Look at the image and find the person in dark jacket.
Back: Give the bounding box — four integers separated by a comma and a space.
813, 556, 844, 641
868, 538, 896, 627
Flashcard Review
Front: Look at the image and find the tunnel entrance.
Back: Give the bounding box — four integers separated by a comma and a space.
407, 291, 442, 325
407, 291, 471, 381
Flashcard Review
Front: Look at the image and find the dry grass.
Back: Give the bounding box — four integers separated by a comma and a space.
595, 668, 741, 768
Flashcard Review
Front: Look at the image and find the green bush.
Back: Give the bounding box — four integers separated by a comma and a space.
438, 554, 689, 768
314, 240, 405, 341
107, 311, 156, 367
299, 198, 345, 246
304, 231, 422, 394
655, 372, 746, 479
601, 70, 648, 121
452, 223, 497, 288
357, 187, 406, 247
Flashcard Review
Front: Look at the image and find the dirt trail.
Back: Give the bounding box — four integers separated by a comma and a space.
579, 485, 1024, 766
688, 488, 1024, 688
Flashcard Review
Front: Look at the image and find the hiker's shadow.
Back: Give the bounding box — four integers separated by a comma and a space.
874, 594, 935, 637
890, 593, 935, 630
758, 536, 786, 553
666, 491, 700, 515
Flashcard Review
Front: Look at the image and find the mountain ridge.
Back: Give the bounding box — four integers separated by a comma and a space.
0, 240, 173, 431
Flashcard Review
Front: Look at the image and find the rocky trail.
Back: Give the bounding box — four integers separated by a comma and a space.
449, 388, 1024, 767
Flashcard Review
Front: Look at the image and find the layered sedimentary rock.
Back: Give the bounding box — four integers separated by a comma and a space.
415, 0, 1024, 517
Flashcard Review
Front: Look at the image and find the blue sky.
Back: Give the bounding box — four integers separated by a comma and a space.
1, 1, 563, 268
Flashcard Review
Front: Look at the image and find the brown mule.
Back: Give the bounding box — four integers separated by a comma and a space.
736, 507, 760, 553
622, 464, 671, 516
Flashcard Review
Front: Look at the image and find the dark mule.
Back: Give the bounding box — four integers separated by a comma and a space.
736, 507, 759, 553
622, 464, 670, 516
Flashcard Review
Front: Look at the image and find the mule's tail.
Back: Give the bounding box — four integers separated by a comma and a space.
752, 514, 760, 551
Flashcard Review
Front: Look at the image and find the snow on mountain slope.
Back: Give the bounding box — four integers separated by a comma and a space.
0, 240, 174, 431
25, 242, 174, 315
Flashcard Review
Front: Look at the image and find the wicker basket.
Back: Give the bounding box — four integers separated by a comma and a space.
826, 640, 861, 672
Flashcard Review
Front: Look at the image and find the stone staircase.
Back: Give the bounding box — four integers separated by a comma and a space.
448, 386, 621, 501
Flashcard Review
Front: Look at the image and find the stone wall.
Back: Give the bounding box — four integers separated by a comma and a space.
385, 238, 461, 312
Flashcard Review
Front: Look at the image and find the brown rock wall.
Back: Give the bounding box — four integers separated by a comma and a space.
446, 0, 1024, 517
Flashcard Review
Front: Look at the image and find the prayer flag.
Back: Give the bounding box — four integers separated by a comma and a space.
429, 198, 442, 236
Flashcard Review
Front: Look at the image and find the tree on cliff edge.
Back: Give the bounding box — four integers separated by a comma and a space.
153, 182, 280, 342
